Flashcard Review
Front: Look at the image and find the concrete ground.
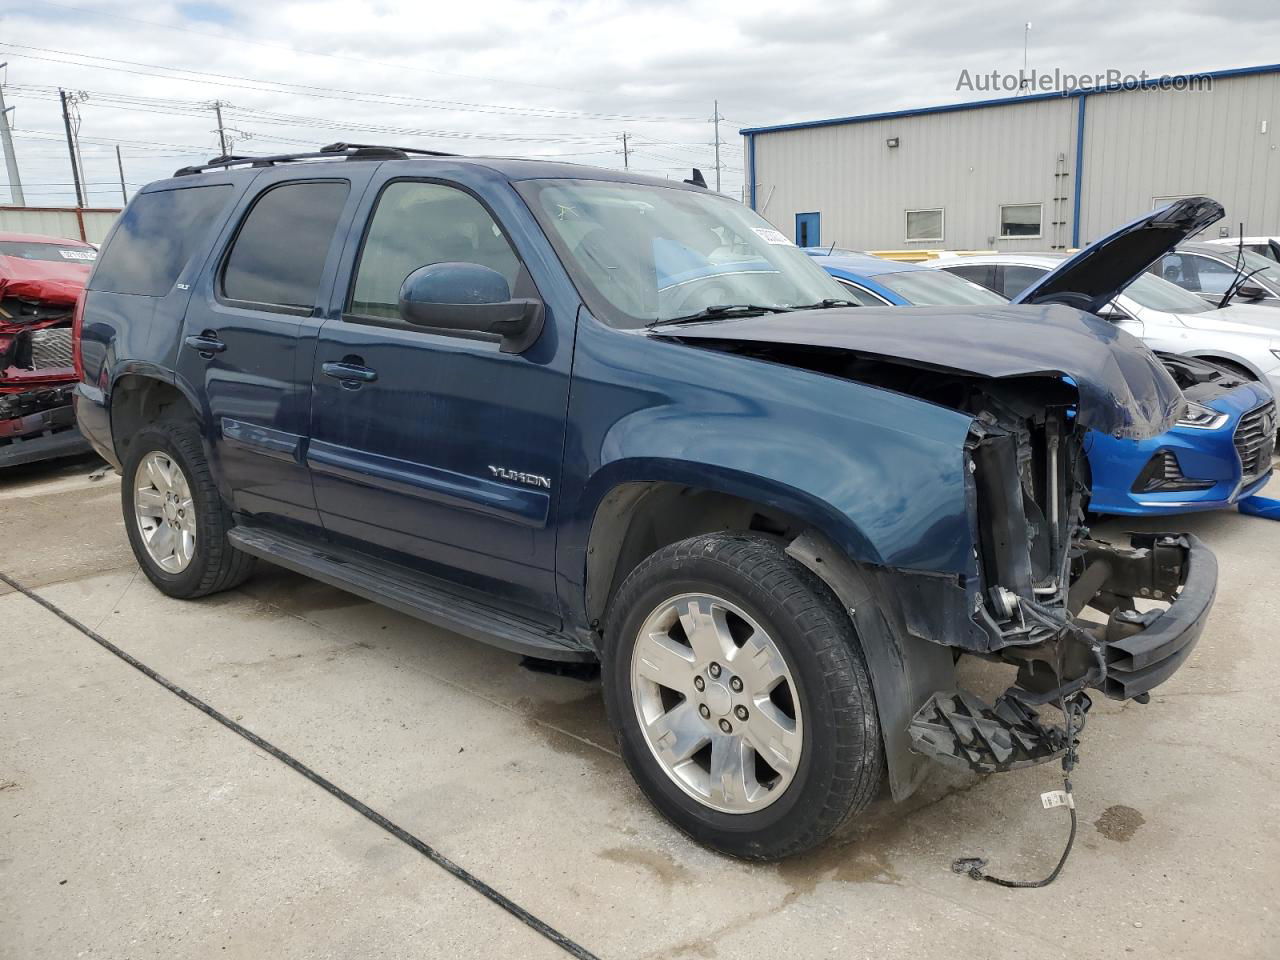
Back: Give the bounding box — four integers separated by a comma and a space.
2, 454, 1277, 960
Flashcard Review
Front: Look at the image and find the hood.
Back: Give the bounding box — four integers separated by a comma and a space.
651, 303, 1185, 439
1012, 197, 1224, 314
0, 254, 93, 307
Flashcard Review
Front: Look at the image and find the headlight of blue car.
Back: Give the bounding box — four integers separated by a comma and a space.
1175, 401, 1229, 430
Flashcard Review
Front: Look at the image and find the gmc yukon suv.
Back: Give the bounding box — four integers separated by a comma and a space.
74, 145, 1218, 859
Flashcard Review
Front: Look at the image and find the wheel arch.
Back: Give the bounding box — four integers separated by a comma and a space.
109, 370, 202, 463
1182, 350, 1265, 381
580, 466, 883, 631
580, 470, 953, 803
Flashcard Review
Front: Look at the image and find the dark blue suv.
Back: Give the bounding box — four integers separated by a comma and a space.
74, 145, 1218, 859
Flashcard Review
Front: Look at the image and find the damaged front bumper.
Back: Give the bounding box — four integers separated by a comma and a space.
1081, 533, 1216, 699
0, 383, 90, 467
910, 533, 1215, 773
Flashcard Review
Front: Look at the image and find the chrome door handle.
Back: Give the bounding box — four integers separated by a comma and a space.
184, 333, 226, 359
321, 360, 378, 386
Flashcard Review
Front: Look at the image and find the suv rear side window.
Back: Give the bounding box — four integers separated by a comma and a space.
90, 185, 232, 296
222, 180, 349, 310
349, 181, 521, 321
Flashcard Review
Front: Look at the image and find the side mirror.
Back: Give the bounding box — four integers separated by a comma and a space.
398, 262, 544, 354
1237, 282, 1267, 301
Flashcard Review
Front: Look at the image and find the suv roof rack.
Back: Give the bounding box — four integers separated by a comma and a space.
173, 142, 458, 178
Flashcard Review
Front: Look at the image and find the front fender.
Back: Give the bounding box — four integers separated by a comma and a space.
554, 316, 981, 630
568, 322, 977, 572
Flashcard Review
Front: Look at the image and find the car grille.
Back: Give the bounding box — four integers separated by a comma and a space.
29, 328, 75, 369
1234, 400, 1277, 484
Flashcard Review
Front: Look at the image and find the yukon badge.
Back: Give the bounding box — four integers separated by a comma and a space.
489, 465, 552, 489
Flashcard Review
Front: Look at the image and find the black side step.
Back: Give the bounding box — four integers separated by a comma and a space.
908, 690, 1067, 773
227, 525, 592, 662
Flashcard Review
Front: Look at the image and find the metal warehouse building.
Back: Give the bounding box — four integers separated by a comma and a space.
742, 64, 1280, 252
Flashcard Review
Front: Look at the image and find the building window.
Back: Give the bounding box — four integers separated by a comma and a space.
999, 203, 1043, 238
905, 208, 943, 243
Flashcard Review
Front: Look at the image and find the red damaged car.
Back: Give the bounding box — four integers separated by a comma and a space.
0, 232, 97, 467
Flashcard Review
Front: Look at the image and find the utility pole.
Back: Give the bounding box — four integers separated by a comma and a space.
0, 65, 25, 205
618, 131, 629, 170
59, 88, 85, 208
115, 145, 127, 204
1020, 22, 1032, 94
712, 100, 723, 192
212, 100, 229, 156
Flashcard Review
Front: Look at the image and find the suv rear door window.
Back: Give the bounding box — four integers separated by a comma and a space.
222, 180, 349, 310
349, 181, 521, 321
90, 185, 232, 296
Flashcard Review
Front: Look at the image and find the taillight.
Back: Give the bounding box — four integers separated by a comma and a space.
71, 287, 87, 381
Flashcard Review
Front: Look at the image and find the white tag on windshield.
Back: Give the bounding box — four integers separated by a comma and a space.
751, 227, 792, 245
1040, 790, 1074, 810
59, 249, 97, 261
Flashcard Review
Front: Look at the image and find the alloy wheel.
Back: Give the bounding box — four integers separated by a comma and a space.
629, 593, 803, 814
133, 450, 197, 574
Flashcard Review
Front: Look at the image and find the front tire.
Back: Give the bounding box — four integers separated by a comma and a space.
602, 533, 883, 860
121, 420, 255, 599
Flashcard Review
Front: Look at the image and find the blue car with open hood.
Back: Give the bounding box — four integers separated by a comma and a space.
810, 234, 1274, 516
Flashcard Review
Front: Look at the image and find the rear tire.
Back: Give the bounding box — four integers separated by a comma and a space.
602, 532, 883, 860
121, 420, 255, 599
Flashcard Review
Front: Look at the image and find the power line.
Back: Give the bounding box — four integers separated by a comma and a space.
5, 88, 637, 149
0, 43, 702, 124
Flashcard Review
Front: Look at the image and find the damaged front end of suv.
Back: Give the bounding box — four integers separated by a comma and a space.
0, 235, 95, 468
661, 298, 1217, 789
915, 350, 1216, 774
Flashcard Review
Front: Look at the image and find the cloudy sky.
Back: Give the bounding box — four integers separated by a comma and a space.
2, 0, 1280, 208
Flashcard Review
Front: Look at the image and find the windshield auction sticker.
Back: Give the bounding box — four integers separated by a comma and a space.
751, 227, 793, 245
59, 249, 97, 261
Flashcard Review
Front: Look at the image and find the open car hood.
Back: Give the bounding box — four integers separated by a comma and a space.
1012, 197, 1224, 314
651, 303, 1185, 439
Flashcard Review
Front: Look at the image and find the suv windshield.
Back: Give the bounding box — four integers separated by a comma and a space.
519, 178, 846, 327
1123, 272, 1213, 314
872, 269, 1007, 306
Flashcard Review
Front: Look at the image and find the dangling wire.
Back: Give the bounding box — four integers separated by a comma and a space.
953, 693, 1086, 889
